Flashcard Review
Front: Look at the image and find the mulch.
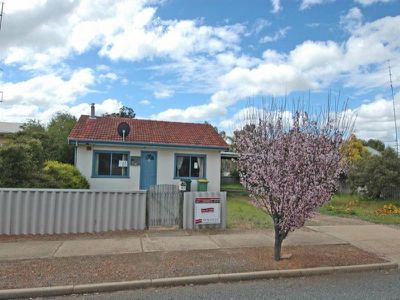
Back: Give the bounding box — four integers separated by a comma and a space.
0, 244, 387, 290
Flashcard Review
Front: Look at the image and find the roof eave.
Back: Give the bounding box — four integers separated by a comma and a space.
68, 138, 229, 151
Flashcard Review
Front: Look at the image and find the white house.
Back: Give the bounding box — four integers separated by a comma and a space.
68, 106, 228, 191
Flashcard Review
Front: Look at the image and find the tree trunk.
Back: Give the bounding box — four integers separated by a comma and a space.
274, 232, 283, 261
274, 224, 287, 261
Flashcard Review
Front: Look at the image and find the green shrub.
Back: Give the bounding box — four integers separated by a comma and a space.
348, 147, 400, 199
41, 161, 89, 189
0, 138, 45, 187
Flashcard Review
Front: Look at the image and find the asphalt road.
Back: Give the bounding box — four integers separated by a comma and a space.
45, 269, 400, 300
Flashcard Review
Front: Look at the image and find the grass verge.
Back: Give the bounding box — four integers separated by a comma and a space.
227, 194, 273, 229
227, 192, 400, 227
320, 194, 400, 225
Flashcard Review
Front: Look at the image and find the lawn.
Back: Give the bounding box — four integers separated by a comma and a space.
319, 194, 400, 225
226, 192, 400, 228
227, 193, 273, 229
221, 182, 245, 191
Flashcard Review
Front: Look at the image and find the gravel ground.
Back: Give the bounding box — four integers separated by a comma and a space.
0, 244, 386, 290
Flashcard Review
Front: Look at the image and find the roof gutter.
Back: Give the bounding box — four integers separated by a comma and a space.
68, 138, 229, 151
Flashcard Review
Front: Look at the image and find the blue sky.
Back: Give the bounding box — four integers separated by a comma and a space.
0, 0, 399, 145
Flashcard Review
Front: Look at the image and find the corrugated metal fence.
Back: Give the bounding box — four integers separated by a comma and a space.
0, 189, 146, 235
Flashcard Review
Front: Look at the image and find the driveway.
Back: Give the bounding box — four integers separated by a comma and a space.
308, 215, 400, 264
307, 213, 372, 226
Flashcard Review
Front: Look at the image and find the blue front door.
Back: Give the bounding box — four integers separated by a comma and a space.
140, 151, 157, 190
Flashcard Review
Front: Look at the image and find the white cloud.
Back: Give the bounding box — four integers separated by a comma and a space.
140, 99, 151, 105
152, 102, 226, 122
153, 15, 400, 122
270, 0, 282, 13
300, 0, 334, 10
0, 68, 124, 123
340, 7, 363, 31
96, 64, 111, 72
245, 19, 271, 36
98, 72, 118, 81
260, 27, 290, 43
218, 107, 257, 132
154, 88, 174, 99
1, 0, 244, 70
354, 0, 393, 5
1, 68, 95, 106
352, 93, 400, 143
0, 98, 122, 123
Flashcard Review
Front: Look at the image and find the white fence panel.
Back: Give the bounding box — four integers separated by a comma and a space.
0, 189, 146, 235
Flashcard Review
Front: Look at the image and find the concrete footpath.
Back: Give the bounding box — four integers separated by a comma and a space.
0, 222, 399, 264
0, 228, 345, 261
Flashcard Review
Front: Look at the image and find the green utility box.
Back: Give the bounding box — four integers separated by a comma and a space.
197, 179, 209, 191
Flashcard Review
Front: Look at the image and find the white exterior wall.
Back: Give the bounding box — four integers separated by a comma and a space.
75, 145, 222, 191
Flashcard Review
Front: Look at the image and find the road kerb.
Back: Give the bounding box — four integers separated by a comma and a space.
0, 262, 397, 299
151, 274, 219, 287
73, 279, 152, 294
0, 285, 74, 300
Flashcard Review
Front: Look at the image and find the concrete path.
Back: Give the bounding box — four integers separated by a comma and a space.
1, 215, 399, 264
0, 228, 345, 261
308, 224, 400, 264
307, 213, 372, 226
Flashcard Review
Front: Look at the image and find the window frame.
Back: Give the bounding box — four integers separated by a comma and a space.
173, 153, 207, 179
92, 150, 130, 178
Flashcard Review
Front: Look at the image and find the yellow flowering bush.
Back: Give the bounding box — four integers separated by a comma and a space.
376, 204, 400, 215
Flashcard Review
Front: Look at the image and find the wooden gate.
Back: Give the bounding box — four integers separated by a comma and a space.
146, 184, 182, 228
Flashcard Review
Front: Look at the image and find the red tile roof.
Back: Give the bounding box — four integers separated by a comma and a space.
68, 115, 229, 149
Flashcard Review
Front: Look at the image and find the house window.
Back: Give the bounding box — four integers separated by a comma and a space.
93, 151, 129, 177
175, 154, 206, 179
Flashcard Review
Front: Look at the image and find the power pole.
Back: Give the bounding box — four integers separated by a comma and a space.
388, 61, 399, 155
0, 2, 4, 105
0, 2, 3, 31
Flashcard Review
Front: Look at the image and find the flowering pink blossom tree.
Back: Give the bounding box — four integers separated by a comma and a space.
235, 104, 352, 261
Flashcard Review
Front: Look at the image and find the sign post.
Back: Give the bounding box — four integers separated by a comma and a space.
194, 197, 221, 225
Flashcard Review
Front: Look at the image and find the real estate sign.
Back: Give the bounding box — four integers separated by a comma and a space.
194, 197, 221, 225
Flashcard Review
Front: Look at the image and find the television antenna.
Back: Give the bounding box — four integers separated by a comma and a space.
388, 61, 398, 155
117, 122, 131, 141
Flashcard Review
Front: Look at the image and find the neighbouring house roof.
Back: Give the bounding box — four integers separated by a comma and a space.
68, 115, 229, 150
365, 146, 382, 156
0, 122, 23, 134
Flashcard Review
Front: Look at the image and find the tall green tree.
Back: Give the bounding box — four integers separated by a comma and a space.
348, 147, 400, 199
47, 113, 77, 164
103, 106, 136, 118
11, 113, 77, 164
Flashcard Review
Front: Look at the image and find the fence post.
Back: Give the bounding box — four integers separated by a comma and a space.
145, 190, 149, 229
179, 191, 184, 229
